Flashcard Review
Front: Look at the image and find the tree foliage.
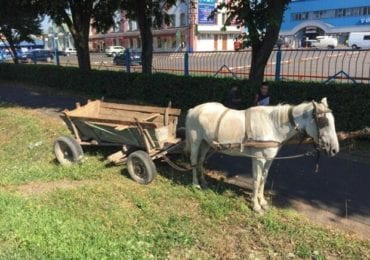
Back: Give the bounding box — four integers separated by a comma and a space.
38, 0, 121, 71
0, 0, 42, 64
214, 0, 291, 84
120, 0, 177, 73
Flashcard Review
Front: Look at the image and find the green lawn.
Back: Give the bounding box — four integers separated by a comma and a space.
0, 104, 369, 259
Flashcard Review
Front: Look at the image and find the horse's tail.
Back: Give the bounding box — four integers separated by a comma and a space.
184, 108, 193, 156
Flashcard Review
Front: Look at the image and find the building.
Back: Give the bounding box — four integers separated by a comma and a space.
280, 0, 370, 46
90, 1, 189, 52
43, 23, 74, 51
89, 0, 243, 52
195, 0, 242, 51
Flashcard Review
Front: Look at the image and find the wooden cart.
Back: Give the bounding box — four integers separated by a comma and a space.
54, 100, 182, 184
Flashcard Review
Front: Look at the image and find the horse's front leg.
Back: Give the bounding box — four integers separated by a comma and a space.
258, 159, 273, 210
197, 141, 210, 189
251, 158, 264, 214
190, 142, 200, 188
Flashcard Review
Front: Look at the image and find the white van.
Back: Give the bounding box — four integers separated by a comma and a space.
348, 32, 370, 49
311, 36, 338, 49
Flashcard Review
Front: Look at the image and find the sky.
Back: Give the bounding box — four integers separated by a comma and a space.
41, 16, 51, 33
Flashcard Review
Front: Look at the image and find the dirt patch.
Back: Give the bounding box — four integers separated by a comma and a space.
286, 198, 370, 240
14, 179, 95, 197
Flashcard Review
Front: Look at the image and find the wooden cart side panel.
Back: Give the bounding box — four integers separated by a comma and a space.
97, 108, 165, 124
66, 115, 159, 128
64, 100, 101, 118
100, 102, 181, 116
73, 119, 145, 147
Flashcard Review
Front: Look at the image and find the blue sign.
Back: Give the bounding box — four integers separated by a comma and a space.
198, 0, 216, 25
360, 17, 370, 24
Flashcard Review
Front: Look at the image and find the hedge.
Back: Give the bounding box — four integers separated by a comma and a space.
0, 63, 369, 131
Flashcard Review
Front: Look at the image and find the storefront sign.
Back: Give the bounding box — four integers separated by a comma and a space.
198, 0, 216, 25
360, 17, 370, 24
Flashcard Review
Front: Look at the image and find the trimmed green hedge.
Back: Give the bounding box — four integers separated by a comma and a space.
0, 63, 369, 131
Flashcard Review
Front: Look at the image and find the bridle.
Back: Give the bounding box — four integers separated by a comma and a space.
289, 101, 332, 150
312, 101, 332, 150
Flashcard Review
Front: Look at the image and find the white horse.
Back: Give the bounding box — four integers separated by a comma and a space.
185, 98, 339, 213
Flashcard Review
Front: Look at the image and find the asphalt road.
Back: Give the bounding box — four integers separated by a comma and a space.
0, 81, 369, 235
56, 49, 370, 83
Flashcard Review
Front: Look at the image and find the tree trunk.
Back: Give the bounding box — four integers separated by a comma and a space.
73, 32, 91, 71
63, 6, 92, 71
136, 0, 153, 74
248, 1, 285, 85
3, 32, 19, 64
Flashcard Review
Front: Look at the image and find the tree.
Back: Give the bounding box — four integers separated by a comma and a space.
38, 0, 120, 71
120, 0, 176, 74
214, 0, 291, 84
0, 0, 42, 64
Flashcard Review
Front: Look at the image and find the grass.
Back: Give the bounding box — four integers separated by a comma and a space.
0, 104, 369, 259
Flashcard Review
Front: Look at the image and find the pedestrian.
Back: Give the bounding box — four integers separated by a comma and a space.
225, 85, 242, 109
234, 37, 241, 51
254, 82, 270, 106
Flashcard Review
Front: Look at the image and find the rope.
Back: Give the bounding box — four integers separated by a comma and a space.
162, 155, 193, 172
161, 149, 318, 172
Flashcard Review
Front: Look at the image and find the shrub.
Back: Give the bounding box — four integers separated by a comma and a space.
0, 63, 369, 131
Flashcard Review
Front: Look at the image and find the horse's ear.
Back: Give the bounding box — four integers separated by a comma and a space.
321, 97, 328, 107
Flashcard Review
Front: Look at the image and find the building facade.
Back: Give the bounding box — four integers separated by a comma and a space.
90, 1, 189, 52
43, 23, 74, 51
281, 0, 370, 46
89, 0, 243, 52
194, 0, 242, 51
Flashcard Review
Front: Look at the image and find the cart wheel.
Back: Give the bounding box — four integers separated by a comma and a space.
54, 136, 84, 166
127, 151, 156, 184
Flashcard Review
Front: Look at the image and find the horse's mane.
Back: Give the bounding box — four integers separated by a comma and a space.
269, 104, 292, 127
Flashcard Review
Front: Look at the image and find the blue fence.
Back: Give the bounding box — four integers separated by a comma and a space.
18, 48, 370, 84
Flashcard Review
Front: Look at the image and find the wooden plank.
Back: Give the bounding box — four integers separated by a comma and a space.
65, 115, 159, 128
143, 113, 160, 121
100, 102, 181, 116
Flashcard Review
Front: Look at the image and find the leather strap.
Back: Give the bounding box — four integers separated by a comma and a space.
245, 110, 253, 140
214, 108, 230, 142
288, 106, 299, 130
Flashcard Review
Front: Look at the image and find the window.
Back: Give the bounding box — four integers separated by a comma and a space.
364, 35, 370, 40
291, 6, 370, 21
180, 13, 186, 27
128, 20, 133, 31
222, 13, 226, 24
137, 38, 141, 48
169, 15, 176, 27
172, 37, 177, 48
129, 38, 133, 48
157, 37, 162, 48
335, 9, 344, 17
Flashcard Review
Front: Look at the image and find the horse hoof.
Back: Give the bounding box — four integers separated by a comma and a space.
253, 206, 264, 215
261, 204, 270, 211
192, 184, 201, 190
200, 182, 208, 189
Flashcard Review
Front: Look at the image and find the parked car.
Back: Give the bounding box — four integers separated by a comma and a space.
348, 32, 370, 49
113, 51, 142, 66
64, 47, 77, 56
20, 50, 54, 63
0, 51, 5, 63
105, 46, 125, 57
310, 36, 338, 49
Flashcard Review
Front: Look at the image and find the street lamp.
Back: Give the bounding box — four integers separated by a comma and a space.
50, 28, 60, 66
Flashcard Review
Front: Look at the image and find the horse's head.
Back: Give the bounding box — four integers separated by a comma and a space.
304, 97, 339, 156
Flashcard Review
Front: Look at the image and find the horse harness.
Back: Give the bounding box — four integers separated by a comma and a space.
212, 102, 332, 162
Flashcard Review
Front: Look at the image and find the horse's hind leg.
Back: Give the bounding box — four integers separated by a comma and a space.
258, 159, 273, 210
190, 141, 201, 187
251, 158, 264, 214
197, 141, 210, 189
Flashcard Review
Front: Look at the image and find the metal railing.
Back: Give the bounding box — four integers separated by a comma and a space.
17, 48, 370, 84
